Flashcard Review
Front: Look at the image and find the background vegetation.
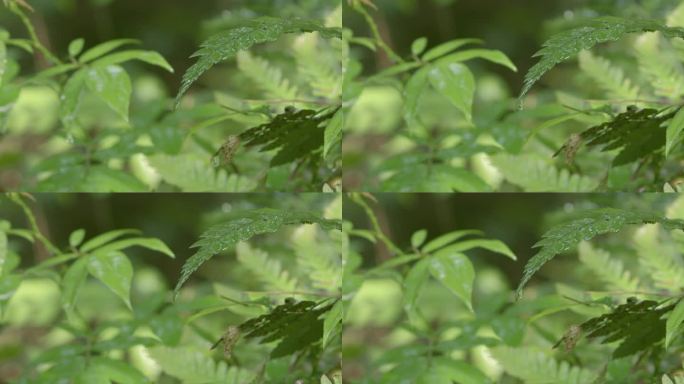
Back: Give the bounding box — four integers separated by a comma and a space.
0, 193, 342, 383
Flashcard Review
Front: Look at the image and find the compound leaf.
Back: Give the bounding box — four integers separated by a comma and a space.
175, 17, 341, 107
516, 208, 684, 299
174, 208, 341, 298
520, 17, 684, 103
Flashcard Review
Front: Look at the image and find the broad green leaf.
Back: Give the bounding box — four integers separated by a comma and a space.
403, 66, 430, 134
666, 107, 684, 157
410, 229, 428, 249
520, 17, 684, 103
92, 50, 173, 73
59, 69, 87, 131
322, 300, 343, 348
422, 38, 482, 62
666, 299, 684, 349
69, 229, 86, 248
174, 208, 341, 298
439, 239, 516, 260
87, 251, 133, 309
422, 230, 483, 254
176, 17, 341, 107
428, 250, 474, 312
0, 230, 6, 275
403, 258, 430, 318
436, 49, 517, 72
324, 109, 343, 158
78, 38, 139, 63
90, 237, 175, 259
0, 274, 21, 314
80, 229, 141, 252
427, 61, 475, 121
411, 37, 428, 56
68, 38, 85, 58
84, 65, 132, 122
0, 84, 20, 133
61, 256, 89, 317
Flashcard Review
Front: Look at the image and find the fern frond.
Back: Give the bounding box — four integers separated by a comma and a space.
175, 17, 341, 107
493, 346, 597, 383
516, 208, 684, 299
174, 208, 341, 299
236, 242, 299, 293
148, 154, 257, 192
578, 50, 640, 100
633, 224, 684, 292
520, 17, 684, 102
148, 346, 252, 384
293, 34, 341, 100
491, 154, 598, 192
634, 33, 684, 100
291, 225, 341, 292
236, 51, 300, 100
577, 241, 641, 292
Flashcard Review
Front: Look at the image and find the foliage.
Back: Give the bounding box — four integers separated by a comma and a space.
0, 1, 342, 192
1, 193, 343, 383
344, 1, 684, 192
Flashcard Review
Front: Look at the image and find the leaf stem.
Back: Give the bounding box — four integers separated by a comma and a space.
352, 3, 404, 64
9, 3, 62, 66
349, 193, 403, 255
8, 193, 61, 256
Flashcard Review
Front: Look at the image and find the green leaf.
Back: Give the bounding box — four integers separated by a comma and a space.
322, 300, 342, 348
427, 61, 475, 121
92, 50, 173, 73
90, 237, 175, 259
382, 164, 491, 192
515, 208, 684, 299
78, 38, 139, 63
69, 229, 86, 248
61, 256, 89, 318
411, 229, 428, 249
0, 274, 20, 314
87, 251, 133, 310
411, 37, 428, 56
422, 358, 491, 384
421, 230, 483, 254
493, 346, 597, 383
436, 49, 517, 72
0, 39, 6, 88
84, 64, 132, 122
403, 66, 431, 133
428, 249, 474, 312
492, 154, 598, 192
666, 107, 684, 157
77, 357, 147, 384
80, 229, 141, 252
150, 309, 184, 346
324, 109, 343, 159
68, 38, 85, 58
174, 208, 341, 298
59, 69, 87, 131
238, 107, 338, 167
666, 299, 684, 349
422, 38, 482, 62
440, 239, 516, 260
0, 230, 7, 275
176, 17, 341, 107
148, 346, 252, 383
403, 258, 430, 318
520, 17, 684, 103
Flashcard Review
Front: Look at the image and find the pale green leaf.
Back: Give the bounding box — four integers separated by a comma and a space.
422, 38, 482, 62
61, 256, 89, 317
77, 357, 147, 384
422, 230, 483, 254
79, 38, 139, 63
92, 50, 174, 73
90, 237, 175, 259
68, 38, 85, 58
69, 229, 86, 248
666, 107, 684, 157
322, 300, 342, 348
428, 250, 474, 311
411, 37, 428, 56
403, 66, 430, 133
0, 230, 6, 275
436, 49, 517, 72
87, 251, 133, 310
80, 229, 142, 252
666, 299, 684, 349
0, 40, 5, 88
411, 229, 428, 249
84, 65, 132, 121
403, 257, 430, 318
427, 61, 475, 121
440, 238, 516, 260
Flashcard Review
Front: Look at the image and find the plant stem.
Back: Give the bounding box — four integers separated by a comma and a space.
353, 4, 404, 64
8, 193, 61, 256
9, 3, 62, 66
349, 193, 403, 255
